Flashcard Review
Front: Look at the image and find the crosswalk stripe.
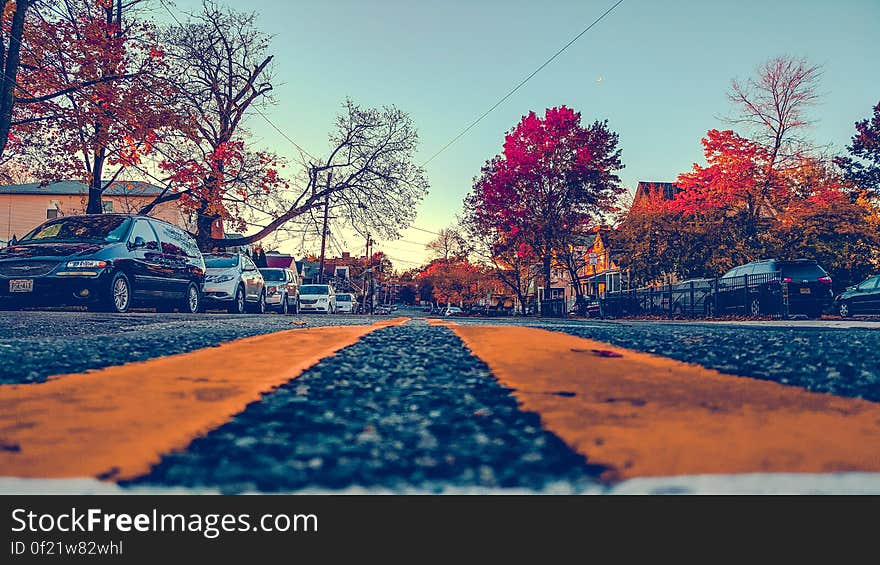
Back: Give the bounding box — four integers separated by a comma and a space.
448, 324, 880, 480
0, 318, 409, 480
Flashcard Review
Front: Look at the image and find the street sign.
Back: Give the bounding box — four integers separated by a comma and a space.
589, 252, 598, 266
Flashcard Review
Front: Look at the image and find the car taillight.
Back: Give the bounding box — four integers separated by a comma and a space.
783, 277, 792, 283
818, 276, 832, 285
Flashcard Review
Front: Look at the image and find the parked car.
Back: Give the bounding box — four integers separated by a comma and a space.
299, 283, 336, 313
259, 267, 299, 314
834, 275, 880, 317
203, 253, 267, 314
335, 292, 358, 313
375, 303, 392, 315
444, 306, 464, 317
709, 259, 833, 318
0, 214, 205, 313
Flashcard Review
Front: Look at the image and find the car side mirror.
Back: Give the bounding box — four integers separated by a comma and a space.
130, 236, 145, 250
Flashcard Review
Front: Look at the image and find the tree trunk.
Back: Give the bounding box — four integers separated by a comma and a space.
86, 151, 106, 214
0, 0, 31, 162
195, 211, 217, 252
542, 254, 552, 302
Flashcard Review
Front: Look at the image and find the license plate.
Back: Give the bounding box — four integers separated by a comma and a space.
9, 279, 33, 293
800, 287, 811, 295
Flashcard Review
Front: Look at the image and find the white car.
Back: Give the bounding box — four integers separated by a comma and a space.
335, 292, 358, 313
203, 253, 267, 314
444, 306, 463, 316
298, 283, 336, 313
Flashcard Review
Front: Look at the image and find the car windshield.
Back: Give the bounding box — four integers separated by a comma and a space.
300, 285, 329, 295
336, 294, 351, 302
19, 216, 131, 244
780, 262, 827, 280
260, 269, 285, 281
204, 254, 239, 269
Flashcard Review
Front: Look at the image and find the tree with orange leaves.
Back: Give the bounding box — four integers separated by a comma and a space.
17, 0, 178, 213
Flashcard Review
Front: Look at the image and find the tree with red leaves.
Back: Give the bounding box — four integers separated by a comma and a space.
467, 106, 624, 299
17, 0, 177, 213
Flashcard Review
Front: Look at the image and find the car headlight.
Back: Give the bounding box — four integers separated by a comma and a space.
318, 297, 327, 303
206, 274, 235, 283
66, 260, 108, 269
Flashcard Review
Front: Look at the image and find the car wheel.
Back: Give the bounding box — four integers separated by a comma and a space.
228, 285, 246, 314
249, 291, 266, 314
279, 293, 289, 315
838, 301, 850, 318
104, 272, 131, 313
180, 282, 201, 314
749, 297, 761, 316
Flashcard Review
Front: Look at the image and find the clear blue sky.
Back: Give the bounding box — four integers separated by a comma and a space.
159, 0, 880, 268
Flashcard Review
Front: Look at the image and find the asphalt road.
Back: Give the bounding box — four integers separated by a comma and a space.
2, 310, 880, 493
127, 323, 605, 493
452, 317, 880, 402
0, 311, 378, 384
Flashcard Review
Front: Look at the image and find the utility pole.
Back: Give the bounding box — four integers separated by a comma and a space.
362, 234, 372, 315
317, 172, 332, 284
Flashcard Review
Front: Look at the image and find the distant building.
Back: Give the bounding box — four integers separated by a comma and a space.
0, 181, 187, 246
631, 181, 681, 210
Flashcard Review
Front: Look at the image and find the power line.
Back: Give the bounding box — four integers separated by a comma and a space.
407, 225, 441, 236
157, 0, 317, 162
419, 0, 625, 167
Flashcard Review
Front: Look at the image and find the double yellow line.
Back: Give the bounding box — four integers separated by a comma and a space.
2, 317, 878, 483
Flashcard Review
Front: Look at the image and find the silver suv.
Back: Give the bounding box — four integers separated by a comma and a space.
203, 253, 267, 314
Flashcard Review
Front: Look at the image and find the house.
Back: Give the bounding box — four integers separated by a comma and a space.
631, 181, 681, 209
0, 180, 187, 246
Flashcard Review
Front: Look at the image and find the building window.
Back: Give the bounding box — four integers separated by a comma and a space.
102, 200, 114, 213
46, 208, 58, 219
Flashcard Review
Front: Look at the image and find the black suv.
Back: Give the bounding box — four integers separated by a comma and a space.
0, 214, 206, 313
709, 259, 833, 318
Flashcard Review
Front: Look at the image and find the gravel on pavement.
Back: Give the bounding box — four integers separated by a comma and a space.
126, 322, 606, 493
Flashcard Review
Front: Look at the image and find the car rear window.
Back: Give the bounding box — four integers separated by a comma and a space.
260, 269, 285, 281
336, 294, 352, 301
780, 262, 827, 280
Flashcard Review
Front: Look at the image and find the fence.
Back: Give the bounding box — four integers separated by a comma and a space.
539, 298, 568, 318
600, 271, 790, 319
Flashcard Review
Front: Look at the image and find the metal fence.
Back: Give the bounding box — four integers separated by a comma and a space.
600, 271, 790, 319
539, 298, 568, 318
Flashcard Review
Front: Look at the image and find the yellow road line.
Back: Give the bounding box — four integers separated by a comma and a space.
448, 324, 880, 480
0, 317, 409, 480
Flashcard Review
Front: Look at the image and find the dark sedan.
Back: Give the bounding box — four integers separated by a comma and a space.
834, 275, 880, 317
0, 214, 205, 313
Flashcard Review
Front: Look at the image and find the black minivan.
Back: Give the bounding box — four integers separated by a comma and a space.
0, 214, 206, 313
710, 258, 833, 318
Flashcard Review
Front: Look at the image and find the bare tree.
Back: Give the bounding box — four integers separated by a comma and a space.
426, 227, 469, 262
727, 56, 823, 179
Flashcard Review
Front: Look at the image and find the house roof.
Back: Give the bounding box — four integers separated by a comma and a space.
633, 181, 681, 203
0, 180, 165, 197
